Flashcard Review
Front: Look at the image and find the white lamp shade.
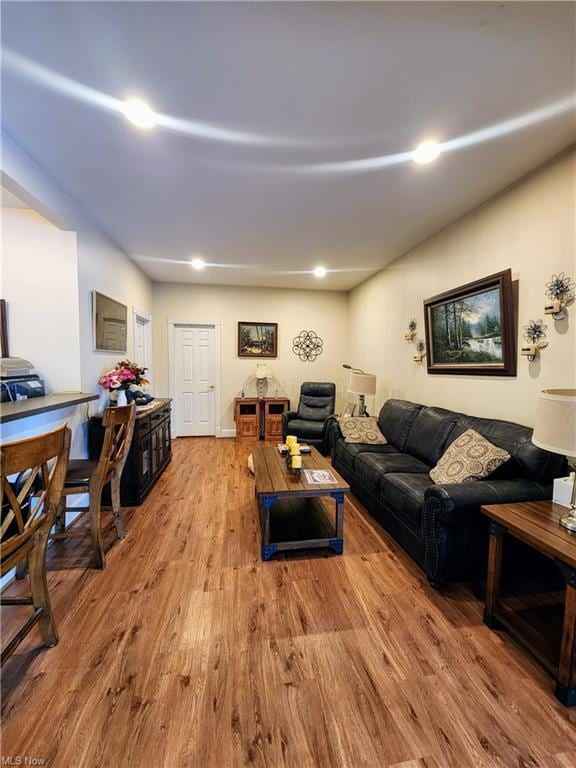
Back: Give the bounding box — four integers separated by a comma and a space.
255, 364, 273, 379
532, 389, 576, 457
347, 372, 377, 396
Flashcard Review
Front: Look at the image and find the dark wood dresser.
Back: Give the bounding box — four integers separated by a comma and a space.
89, 398, 172, 506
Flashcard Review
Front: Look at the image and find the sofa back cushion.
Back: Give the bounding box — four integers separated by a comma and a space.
405, 406, 459, 466
447, 415, 566, 483
377, 400, 423, 451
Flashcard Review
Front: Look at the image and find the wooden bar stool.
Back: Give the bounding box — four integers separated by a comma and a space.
49, 404, 136, 569
1, 426, 71, 664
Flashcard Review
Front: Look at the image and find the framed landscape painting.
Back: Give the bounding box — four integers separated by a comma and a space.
424, 269, 516, 376
238, 322, 278, 358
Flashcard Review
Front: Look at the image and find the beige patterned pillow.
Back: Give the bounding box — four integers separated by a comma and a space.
338, 417, 387, 445
430, 429, 510, 484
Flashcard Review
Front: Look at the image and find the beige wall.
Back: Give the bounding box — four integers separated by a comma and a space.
349, 150, 576, 427
1, 207, 81, 392
152, 283, 350, 433
76, 229, 152, 408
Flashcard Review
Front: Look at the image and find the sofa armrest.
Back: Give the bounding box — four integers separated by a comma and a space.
325, 415, 342, 458
422, 478, 552, 586
424, 479, 552, 525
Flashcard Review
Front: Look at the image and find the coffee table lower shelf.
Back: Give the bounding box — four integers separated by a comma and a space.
257, 491, 345, 561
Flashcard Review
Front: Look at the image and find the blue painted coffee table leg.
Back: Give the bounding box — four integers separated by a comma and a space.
260, 494, 278, 561
329, 490, 345, 555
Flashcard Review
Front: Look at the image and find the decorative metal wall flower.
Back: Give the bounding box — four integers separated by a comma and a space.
544, 272, 575, 320
405, 319, 417, 342
521, 319, 548, 362
413, 339, 426, 364
292, 330, 324, 361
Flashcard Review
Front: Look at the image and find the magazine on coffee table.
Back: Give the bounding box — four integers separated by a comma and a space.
303, 469, 338, 485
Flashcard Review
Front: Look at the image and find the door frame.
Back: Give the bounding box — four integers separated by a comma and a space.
167, 319, 222, 438
133, 307, 153, 389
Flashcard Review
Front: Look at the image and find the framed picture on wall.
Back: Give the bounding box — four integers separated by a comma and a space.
424, 269, 517, 376
238, 322, 278, 358
93, 290, 128, 353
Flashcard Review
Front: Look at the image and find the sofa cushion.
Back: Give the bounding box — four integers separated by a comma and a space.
285, 419, 325, 438
430, 429, 510, 485
355, 453, 431, 495
381, 473, 434, 527
377, 400, 423, 451
334, 441, 398, 473
405, 406, 458, 465
338, 417, 386, 444
448, 415, 564, 483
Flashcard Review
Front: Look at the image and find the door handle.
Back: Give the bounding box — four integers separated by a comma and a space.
208, 384, 215, 390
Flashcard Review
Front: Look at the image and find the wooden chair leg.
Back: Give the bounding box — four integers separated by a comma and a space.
15, 558, 27, 580
110, 477, 126, 540
54, 496, 66, 533
27, 530, 58, 647
89, 493, 106, 570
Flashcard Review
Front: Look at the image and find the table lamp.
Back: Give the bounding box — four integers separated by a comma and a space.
255, 364, 273, 398
531, 389, 576, 531
343, 364, 376, 417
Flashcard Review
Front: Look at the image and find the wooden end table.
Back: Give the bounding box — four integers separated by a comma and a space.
481, 500, 576, 707
252, 446, 350, 561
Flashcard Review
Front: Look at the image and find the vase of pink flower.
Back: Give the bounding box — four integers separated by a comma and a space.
99, 360, 149, 407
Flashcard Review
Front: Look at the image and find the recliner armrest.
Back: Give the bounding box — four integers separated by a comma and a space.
424, 478, 552, 525
281, 411, 298, 440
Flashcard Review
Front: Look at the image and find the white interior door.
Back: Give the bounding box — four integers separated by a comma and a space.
174, 324, 216, 436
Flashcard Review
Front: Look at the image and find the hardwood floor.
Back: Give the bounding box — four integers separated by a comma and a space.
2, 437, 576, 768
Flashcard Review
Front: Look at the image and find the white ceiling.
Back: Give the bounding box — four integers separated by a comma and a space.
1, 2, 574, 291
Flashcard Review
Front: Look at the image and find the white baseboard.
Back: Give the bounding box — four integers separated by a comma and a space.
217, 429, 237, 438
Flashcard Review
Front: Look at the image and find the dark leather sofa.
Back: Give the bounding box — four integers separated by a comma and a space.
330, 399, 566, 587
282, 382, 336, 455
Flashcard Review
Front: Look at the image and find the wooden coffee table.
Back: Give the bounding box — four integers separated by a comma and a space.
252, 445, 350, 561
481, 500, 576, 706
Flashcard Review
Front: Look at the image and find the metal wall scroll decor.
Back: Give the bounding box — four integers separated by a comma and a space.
292, 330, 324, 361
521, 319, 548, 362
544, 272, 575, 321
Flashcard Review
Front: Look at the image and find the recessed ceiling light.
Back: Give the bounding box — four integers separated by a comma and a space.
313, 266, 327, 278
123, 98, 156, 129
190, 257, 206, 270
413, 140, 441, 165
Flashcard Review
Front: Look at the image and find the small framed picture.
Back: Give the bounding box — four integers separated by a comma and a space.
341, 402, 356, 417
238, 322, 278, 358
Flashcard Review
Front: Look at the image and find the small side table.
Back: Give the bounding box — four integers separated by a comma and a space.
481, 500, 576, 707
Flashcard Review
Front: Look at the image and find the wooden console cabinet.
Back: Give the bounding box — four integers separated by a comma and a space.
234, 397, 290, 442
89, 398, 172, 506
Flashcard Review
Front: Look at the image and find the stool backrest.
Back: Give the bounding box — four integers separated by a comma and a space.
97, 403, 137, 485
1, 426, 71, 572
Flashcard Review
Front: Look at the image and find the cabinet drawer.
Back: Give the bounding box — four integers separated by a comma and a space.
136, 415, 151, 434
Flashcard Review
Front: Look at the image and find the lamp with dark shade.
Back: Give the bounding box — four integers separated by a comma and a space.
531, 389, 576, 531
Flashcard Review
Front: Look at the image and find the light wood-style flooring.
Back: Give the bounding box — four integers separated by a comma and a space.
2, 438, 576, 767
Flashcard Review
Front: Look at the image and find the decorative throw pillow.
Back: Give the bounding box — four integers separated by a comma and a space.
338, 417, 387, 445
430, 428, 510, 485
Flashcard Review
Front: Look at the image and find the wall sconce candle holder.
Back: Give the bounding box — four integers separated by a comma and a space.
413, 339, 426, 364
404, 319, 417, 342
521, 319, 548, 362
544, 272, 575, 321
